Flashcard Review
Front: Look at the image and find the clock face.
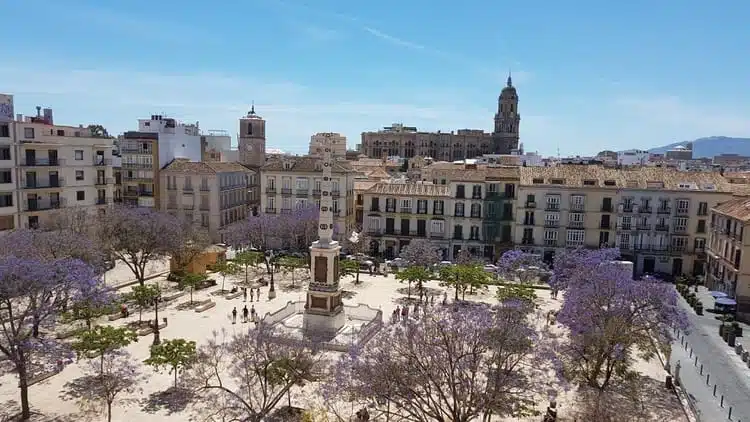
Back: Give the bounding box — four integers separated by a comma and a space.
246, 144, 254, 152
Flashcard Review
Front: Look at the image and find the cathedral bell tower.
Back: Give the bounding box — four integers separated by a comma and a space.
238, 105, 266, 168
491, 74, 521, 154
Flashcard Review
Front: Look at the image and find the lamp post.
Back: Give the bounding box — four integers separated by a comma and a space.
266, 250, 276, 300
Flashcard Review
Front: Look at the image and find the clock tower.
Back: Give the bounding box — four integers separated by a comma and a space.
238, 105, 266, 168
491, 74, 521, 154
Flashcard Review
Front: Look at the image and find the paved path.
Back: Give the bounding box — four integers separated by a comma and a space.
671, 288, 750, 422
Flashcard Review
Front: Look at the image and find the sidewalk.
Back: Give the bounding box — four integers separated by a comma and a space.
672, 286, 750, 421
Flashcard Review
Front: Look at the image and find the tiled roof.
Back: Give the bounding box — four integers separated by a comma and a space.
354, 180, 379, 192
262, 156, 355, 173
422, 162, 520, 182
519, 165, 733, 192
162, 159, 254, 174
713, 197, 750, 221
365, 182, 451, 197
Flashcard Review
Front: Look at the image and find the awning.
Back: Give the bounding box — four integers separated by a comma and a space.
710, 291, 728, 298
715, 297, 737, 306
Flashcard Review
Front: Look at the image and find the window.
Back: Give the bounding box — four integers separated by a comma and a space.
550, 178, 564, 185
532, 178, 544, 184
75, 170, 84, 181
0, 193, 12, 207
267, 197, 275, 209
267, 177, 275, 189
488, 183, 498, 194
698, 202, 708, 216
566, 229, 585, 246
0, 124, 10, 137
697, 220, 706, 233
545, 195, 560, 210
367, 217, 380, 231
74, 150, 83, 160
433, 200, 444, 215
0, 147, 10, 160
456, 185, 465, 198
201, 214, 209, 227
545, 212, 560, 226
296, 177, 309, 190
453, 225, 463, 239
470, 203, 481, 218
526, 194, 535, 204
0, 170, 10, 184
454, 202, 465, 217
583, 180, 596, 186
603, 180, 616, 186
676, 199, 689, 213
386, 198, 396, 212
618, 232, 631, 249
417, 200, 428, 214
471, 185, 482, 198
674, 217, 688, 231
544, 230, 558, 240
431, 220, 444, 233
24, 128, 35, 139
470, 226, 480, 240
400, 199, 411, 212
76, 190, 85, 201
570, 195, 584, 210
694, 237, 705, 250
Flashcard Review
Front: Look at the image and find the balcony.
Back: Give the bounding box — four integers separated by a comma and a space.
525, 201, 536, 208
183, 186, 194, 192
670, 245, 687, 254
280, 188, 292, 195
332, 190, 341, 197
570, 204, 585, 212
568, 221, 585, 229
93, 157, 112, 166
368, 229, 383, 236
96, 197, 110, 205
265, 207, 277, 214
23, 197, 65, 212
280, 208, 292, 214
618, 224, 632, 231
20, 157, 65, 167
601, 204, 613, 212
470, 213, 482, 219
199, 185, 210, 192
384, 207, 395, 213
619, 204, 634, 213
266, 187, 277, 194
521, 238, 534, 245
369, 206, 380, 212
121, 163, 153, 169
200, 204, 210, 211
566, 241, 584, 248
433, 209, 444, 216
639, 206, 652, 213
400, 208, 412, 214
95, 177, 114, 185
673, 226, 687, 234
545, 204, 560, 211
22, 178, 65, 189
657, 207, 671, 215
543, 239, 558, 247
296, 189, 309, 196
429, 233, 445, 239
675, 208, 689, 216
471, 194, 482, 200
636, 224, 652, 231
655, 224, 669, 232
544, 221, 559, 228
523, 220, 535, 226
312, 189, 321, 196
599, 222, 611, 229
695, 247, 706, 257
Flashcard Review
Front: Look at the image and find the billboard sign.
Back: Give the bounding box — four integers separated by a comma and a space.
0, 94, 13, 122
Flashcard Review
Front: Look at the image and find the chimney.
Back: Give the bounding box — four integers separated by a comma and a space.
43, 108, 53, 125
35, 106, 41, 117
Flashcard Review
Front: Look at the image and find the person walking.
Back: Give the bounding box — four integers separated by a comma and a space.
243, 287, 247, 302
231, 307, 237, 324
242, 305, 249, 323
249, 288, 254, 302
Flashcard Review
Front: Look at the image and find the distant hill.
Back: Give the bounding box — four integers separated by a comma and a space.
648, 136, 750, 158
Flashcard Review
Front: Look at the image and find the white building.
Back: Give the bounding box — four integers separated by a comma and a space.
200, 130, 233, 162
309, 132, 347, 158
137, 115, 202, 166
618, 149, 650, 166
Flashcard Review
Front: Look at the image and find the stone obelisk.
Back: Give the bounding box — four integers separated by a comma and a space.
303, 134, 345, 336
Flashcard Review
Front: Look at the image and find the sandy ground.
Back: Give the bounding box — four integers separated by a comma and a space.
0, 270, 687, 422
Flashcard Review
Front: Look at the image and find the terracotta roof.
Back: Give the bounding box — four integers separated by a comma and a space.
422, 162, 520, 182
354, 180, 379, 191
365, 182, 451, 197
262, 156, 355, 173
519, 165, 733, 192
713, 197, 750, 221
162, 159, 254, 174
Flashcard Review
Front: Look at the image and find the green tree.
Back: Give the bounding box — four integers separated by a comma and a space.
67, 299, 116, 331
396, 266, 432, 299
439, 265, 464, 301
127, 284, 160, 324
339, 259, 361, 284
145, 338, 197, 388
72, 325, 138, 376
496, 283, 538, 306
234, 250, 265, 286
440, 264, 491, 301
278, 256, 307, 288
213, 260, 240, 292
178, 273, 205, 305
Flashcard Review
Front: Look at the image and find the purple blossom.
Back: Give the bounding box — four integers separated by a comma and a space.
496, 249, 548, 283
399, 239, 442, 268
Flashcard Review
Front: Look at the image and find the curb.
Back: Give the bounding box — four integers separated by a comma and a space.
110, 271, 170, 290
651, 330, 700, 422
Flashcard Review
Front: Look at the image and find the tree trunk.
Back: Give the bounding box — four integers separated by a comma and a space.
18, 349, 31, 420
174, 367, 178, 387
100, 354, 105, 376
138, 307, 143, 323
107, 401, 113, 422
189, 288, 193, 305
221, 275, 226, 292
356, 271, 360, 284
153, 300, 161, 345
455, 285, 459, 301
32, 315, 40, 338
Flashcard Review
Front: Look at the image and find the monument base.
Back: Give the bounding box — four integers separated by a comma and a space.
303, 308, 346, 338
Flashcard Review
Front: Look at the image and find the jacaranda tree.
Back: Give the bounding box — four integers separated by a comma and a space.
326, 304, 543, 422
553, 248, 689, 391
97, 205, 184, 286
0, 256, 108, 420
496, 249, 547, 284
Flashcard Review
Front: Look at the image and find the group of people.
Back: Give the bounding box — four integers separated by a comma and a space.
390, 292, 443, 324
231, 304, 257, 324
243, 286, 262, 302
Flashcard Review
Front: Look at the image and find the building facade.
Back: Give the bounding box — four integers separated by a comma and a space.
0, 97, 116, 231
309, 132, 347, 158
360, 77, 520, 160
160, 159, 255, 243
515, 166, 732, 277
260, 156, 356, 239
200, 130, 232, 162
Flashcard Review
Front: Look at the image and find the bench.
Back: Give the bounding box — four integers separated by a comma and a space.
56, 327, 86, 340
137, 321, 167, 336
226, 291, 243, 300
107, 313, 123, 321
195, 301, 216, 313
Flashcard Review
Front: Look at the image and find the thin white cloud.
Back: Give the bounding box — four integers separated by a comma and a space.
363, 27, 426, 50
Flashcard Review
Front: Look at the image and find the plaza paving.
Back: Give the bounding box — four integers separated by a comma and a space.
0, 268, 688, 421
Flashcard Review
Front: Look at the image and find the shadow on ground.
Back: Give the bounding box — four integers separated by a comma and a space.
1, 399, 81, 422
565, 375, 686, 422
140, 387, 194, 415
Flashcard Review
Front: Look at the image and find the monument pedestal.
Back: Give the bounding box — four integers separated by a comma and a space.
303, 240, 345, 337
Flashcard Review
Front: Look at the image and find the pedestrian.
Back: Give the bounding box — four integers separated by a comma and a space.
430, 294, 435, 306
231, 307, 237, 324
243, 287, 247, 302
249, 288, 254, 302
250, 305, 256, 322
243, 305, 249, 323
442, 291, 447, 305
256, 287, 261, 299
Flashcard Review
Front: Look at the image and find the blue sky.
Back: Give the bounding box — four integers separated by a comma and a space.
2, 0, 748, 156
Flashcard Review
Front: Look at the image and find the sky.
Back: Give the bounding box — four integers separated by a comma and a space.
1, 0, 748, 156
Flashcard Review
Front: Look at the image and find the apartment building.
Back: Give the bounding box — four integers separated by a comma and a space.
160, 159, 255, 243
516, 165, 732, 277
260, 156, 356, 239
421, 162, 520, 259
120, 115, 203, 208
309, 132, 347, 158
0, 99, 116, 231
706, 198, 750, 322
